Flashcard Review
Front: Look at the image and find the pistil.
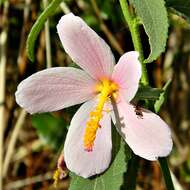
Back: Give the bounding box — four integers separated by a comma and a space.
83, 79, 118, 151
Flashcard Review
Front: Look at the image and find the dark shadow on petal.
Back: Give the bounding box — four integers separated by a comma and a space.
111, 97, 126, 139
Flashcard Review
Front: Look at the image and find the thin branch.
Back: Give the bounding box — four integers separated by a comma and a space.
170, 171, 183, 190
3, 109, 27, 177
17, 0, 31, 74
3, 0, 30, 179
0, 1, 9, 189
60, 1, 70, 14
90, 0, 124, 55
13, 140, 43, 162
43, 0, 52, 68
4, 172, 52, 190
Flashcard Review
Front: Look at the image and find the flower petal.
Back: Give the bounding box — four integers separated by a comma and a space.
64, 99, 112, 178
57, 13, 115, 80
15, 67, 96, 114
112, 99, 173, 161
112, 51, 141, 102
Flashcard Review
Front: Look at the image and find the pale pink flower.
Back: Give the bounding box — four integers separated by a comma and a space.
15, 13, 172, 178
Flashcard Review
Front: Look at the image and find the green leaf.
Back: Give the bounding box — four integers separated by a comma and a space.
154, 79, 171, 113
166, 0, 190, 21
134, 86, 163, 100
32, 113, 67, 151
69, 127, 131, 190
130, 0, 169, 63
26, 0, 62, 62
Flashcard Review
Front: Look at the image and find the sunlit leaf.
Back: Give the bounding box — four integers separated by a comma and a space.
135, 86, 163, 100
154, 79, 171, 113
130, 0, 169, 63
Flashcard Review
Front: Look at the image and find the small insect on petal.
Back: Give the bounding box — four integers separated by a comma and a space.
113, 99, 173, 161
133, 104, 143, 119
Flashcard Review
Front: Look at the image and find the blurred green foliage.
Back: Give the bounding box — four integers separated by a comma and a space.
32, 113, 68, 151
166, 0, 190, 21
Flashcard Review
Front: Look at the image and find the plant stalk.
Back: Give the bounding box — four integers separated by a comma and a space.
3, 110, 27, 177
159, 158, 175, 190
119, 0, 148, 86
0, 2, 9, 189
43, 0, 52, 68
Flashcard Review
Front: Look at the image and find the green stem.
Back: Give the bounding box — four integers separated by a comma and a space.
159, 158, 175, 190
119, 0, 148, 86
119, 1, 174, 190
125, 155, 140, 190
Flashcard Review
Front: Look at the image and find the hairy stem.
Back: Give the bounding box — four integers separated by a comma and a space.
119, 0, 148, 85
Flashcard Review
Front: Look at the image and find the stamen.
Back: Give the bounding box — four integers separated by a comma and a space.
83, 79, 118, 151
53, 169, 60, 187
53, 155, 67, 187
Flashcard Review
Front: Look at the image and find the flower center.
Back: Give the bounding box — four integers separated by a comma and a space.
83, 79, 118, 151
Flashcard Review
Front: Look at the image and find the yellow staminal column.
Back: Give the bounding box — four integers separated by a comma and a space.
83, 79, 118, 151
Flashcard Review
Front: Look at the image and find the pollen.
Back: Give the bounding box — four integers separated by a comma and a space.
53, 169, 60, 187
83, 79, 118, 151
